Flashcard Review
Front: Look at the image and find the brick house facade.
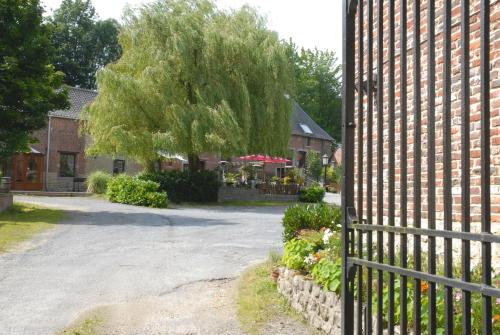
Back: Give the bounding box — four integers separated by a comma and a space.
3, 88, 334, 191
352, 0, 499, 263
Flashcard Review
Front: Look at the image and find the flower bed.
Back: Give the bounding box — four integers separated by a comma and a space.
277, 204, 500, 334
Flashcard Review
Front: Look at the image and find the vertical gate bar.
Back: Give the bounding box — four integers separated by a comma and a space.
480, 0, 492, 334
426, 0, 437, 334
376, 0, 384, 333
356, 0, 364, 333
366, 0, 374, 333
387, 0, 395, 333
399, 0, 408, 333
443, 0, 454, 332
460, 0, 472, 333
412, 0, 422, 333
341, 0, 356, 334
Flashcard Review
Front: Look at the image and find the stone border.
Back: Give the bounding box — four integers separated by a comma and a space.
0, 193, 13, 212
277, 267, 342, 335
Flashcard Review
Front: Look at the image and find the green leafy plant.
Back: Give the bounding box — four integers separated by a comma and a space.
299, 184, 325, 203
282, 203, 341, 242
86, 171, 112, 194
138, 170, 219, 203
311, 258, 342, 293
282, 238, 316, 271
306, 151, 322, 181
107, 175, 168, 208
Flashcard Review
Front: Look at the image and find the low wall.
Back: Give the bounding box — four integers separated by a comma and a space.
218, 187, 299, 202
277, 267, 342, 335
0, 193, 13, 212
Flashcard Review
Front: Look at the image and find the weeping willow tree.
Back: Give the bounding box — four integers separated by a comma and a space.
82, 0, 294, 171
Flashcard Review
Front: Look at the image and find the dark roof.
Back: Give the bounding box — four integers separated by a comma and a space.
290, 101, 334, 142
49, 87, 97, 119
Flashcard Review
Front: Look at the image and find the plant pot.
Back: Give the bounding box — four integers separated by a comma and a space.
271, 267, 280, 282
0, 177, 11, 193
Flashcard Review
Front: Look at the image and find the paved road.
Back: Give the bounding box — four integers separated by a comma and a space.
0, 197, 286, 335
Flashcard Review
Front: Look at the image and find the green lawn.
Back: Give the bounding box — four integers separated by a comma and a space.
0, 203, 64, 253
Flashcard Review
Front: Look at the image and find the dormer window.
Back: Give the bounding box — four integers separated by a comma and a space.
299, 123, 313, 134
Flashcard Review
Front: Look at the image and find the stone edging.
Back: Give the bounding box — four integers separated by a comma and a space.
277, 267, 342, 335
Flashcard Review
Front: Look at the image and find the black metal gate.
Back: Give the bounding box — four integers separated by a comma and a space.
341, 0, 500, 334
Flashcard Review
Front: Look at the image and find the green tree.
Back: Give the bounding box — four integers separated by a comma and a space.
49, 0, 121, 89
0, 0, 68, 162
83, 0, 294, 171
287, 41, 342, 144
306, 150, 322, 182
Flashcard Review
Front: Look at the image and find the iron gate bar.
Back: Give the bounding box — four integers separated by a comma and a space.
399, 0, 408, 333
387, 0, 396, 333
347, 223, 500, 244
356, 0, 364, 333
376, 0, 384, 333
366, 0, 374, 333
480, 0, 492, 333
348, 258, 500, 298
412, 0, 422, 333
442, 0, 454, 332
426, 0, 437, 333
341, 0, 356, 334
460, 0, 472, 333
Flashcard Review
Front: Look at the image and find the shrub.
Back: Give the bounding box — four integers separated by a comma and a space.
299, 184, 325, 203
138, 170, 220, 203
282, 203, 341, 242
306, 151, 322, 181
87, 171, 112, 194
107, 175, 168, 208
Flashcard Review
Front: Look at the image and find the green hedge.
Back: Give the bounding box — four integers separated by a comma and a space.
87, 171, 112, 194
299, 184, 325, 203
282, 203, 341, 242
138, 170, 220, 203
107, 175, 168, 208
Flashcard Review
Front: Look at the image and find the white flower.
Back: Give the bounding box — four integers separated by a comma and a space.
304, 254, 316, 265
323, 228, 333, 244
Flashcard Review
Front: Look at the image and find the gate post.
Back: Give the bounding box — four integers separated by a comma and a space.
341, 0, 356, 334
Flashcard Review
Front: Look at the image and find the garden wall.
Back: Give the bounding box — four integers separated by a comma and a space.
277, 267, 343, 335
218, 187, 299, 202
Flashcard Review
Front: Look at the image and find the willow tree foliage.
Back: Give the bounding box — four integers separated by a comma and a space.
83, 0, 293, 171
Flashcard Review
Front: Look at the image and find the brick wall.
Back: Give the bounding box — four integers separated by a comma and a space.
353, 0, 500, 265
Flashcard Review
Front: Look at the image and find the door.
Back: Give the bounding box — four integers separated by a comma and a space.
11, 154, 44, 191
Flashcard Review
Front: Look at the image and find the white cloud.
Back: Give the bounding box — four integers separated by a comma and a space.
41, 0, 342, 56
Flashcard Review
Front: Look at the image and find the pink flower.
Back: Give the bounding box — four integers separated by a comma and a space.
496, 297, 500, 305
455, 291, 462, 302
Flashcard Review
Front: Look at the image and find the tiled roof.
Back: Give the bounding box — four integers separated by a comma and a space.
291, 101, 334, 142
49, 87, 97, 119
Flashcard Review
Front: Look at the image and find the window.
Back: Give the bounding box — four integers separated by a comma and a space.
299, 123, 313, 134
113, 159, 125, 175
306, 137, 312, 147
60, 153, 76, 177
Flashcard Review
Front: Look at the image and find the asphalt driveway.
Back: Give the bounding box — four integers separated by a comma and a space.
0, 196, 286, 335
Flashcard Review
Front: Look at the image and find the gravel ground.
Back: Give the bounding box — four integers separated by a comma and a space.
61, 278, 314, 335
0, 196, 291, 335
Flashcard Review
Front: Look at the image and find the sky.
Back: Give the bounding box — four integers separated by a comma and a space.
40, 0, 343, 57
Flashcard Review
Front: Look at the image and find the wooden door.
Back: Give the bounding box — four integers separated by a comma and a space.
11, 154, 44, 191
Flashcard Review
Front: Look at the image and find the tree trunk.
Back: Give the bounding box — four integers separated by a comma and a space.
144, 159, 157, 173
188, 154, 201, 173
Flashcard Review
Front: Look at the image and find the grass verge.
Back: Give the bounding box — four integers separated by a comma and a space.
58, 316, 103, 335
0, 203, 64, 253
237, 252, 303, 335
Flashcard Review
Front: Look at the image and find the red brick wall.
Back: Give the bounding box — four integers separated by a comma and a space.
352, 0, 500, 263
